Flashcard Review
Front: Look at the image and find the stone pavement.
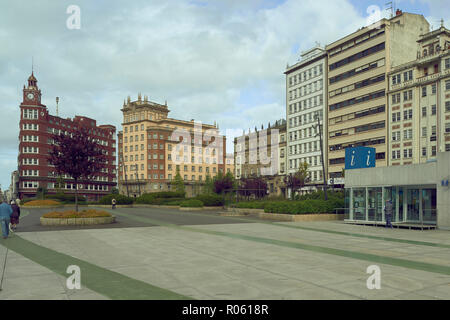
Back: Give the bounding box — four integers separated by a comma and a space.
0, 207, 449, 300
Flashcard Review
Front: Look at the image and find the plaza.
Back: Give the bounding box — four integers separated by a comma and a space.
0, 206, 449, 300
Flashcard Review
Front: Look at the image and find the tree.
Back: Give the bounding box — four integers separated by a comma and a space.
284, 162, 310, 200
213, 171, 234, 195
239, 176, 267, 200
203, 174, 214, 195
48, 127, 107, 212
171, 168, 185, 194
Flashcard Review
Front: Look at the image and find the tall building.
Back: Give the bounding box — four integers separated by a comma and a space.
388, 23, 450, 166
118, 94, 227, 198
18, 72, 117, 200
285, 46, 328, 192
234, 119, 287, 197
325, 11, 430, 180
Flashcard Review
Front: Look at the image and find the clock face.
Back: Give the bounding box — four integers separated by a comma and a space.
27, 93, 34, 100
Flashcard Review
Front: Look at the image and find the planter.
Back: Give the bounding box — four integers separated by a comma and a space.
258, 212, 345, 222
40, 215, 116, 226
179, 207, 203, 211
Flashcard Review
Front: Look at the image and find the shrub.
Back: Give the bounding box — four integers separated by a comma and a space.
263, 199, 343, 214
180, 199, 204, 208
50, 193, 87, 203
235, 201, 267, 209
43, 209, 111, 218
99, 194, 134, 205
194, 194, 224, 206
23, 200, 62, 207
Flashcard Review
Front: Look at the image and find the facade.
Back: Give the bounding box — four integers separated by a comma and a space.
234, 119, 287, 197
326, 11, 430, 180
8, 171, 19, 201
387, 24, 450, 166
225, 153, 235, 175
18, 73, 117, 200
285, 46, 328, 192
344, 151, 450, 229
118, 94, 227, 198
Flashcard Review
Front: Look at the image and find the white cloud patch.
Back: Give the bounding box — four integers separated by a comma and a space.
0, 0, 393, 187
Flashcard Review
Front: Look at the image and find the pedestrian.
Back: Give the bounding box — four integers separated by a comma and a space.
112, 198, 116, 210
384, 199, 394, 229
10, 200, 21, 231
0, 199, 13, 239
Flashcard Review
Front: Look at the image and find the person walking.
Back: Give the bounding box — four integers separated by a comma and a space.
0, 199, 13, 239
10, 200, 20, 231
384, 199, 394, 229
111, 198, 116, 210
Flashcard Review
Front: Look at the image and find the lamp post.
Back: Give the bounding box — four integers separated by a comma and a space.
133, 164, 142, 196
119, 159, 129, 197
314, 113, 328, 201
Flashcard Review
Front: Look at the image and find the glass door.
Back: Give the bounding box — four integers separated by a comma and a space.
406, 189, 420, 222
422, 189, 437, 224
398, 187, 404, 222
352, 188, 366, 220
368, 188, 382, 221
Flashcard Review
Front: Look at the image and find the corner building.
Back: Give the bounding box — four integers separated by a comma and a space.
388, 24, 450, 166
118, 94, 227, 198
18, 73, 117, 200
326, 11, 430, 179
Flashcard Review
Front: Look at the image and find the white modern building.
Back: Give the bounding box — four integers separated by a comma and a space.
285, 46, 328, 193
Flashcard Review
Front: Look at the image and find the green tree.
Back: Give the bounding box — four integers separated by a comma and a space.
284, 162, 310, 200
203, 175, 214, 195
171, 168, 185, 194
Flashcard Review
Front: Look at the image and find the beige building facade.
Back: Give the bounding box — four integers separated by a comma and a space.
118, 94, 227, 198
388, 24, 450, 166
326, 11, 430, 179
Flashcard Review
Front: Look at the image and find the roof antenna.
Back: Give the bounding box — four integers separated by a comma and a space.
56, 97, 59, 117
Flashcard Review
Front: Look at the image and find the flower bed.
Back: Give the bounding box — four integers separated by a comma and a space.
23, 200, 62, 207
42, 209, 111, 218
40, 209, 115, 226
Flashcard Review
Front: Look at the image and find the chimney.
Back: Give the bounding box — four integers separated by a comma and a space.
396, 9, 402, 16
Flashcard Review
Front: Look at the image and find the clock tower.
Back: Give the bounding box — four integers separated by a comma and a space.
22, 72, 42, 105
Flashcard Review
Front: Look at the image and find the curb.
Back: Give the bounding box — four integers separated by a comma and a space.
40, 215, 116, 226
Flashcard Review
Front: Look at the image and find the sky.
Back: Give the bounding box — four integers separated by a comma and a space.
0, 0, 448, 190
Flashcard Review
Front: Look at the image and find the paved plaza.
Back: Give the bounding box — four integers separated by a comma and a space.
0, 206, 449, 300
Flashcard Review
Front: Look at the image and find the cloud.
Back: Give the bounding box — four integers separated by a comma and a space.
0, 0, 408, 187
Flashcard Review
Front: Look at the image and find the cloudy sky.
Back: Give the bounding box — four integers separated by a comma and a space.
0, 0, 448, 190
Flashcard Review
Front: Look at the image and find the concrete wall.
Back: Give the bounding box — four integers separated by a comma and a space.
437, 152, 450, 229
345, 160, 437, 187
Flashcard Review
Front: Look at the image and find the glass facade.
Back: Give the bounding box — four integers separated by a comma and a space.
345, 186, 436, 225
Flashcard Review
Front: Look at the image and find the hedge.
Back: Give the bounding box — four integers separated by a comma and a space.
235, 201, 267, 209
49, 193, 87, 204
264, 198, 344, 214
23, 200, 62, 207
43, 209, 111, 218
99, 194, 134, 205
194, 194, 224, 206
180, 199, 204, 208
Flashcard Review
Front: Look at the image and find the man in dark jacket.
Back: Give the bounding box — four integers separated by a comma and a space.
0, 200, 13, 239
10, 200, 20, 231
384, 199, 394, 229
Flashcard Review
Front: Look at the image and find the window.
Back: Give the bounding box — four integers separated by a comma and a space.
403, 129, 412, 140
392, 74, 401, 85
392, 93, 400, 104
446, 58, 450, 70
446, 101, 450, 112
432, 146, 436, 156
422, 106, 427, 117
403, 149, 412, 159
446, 80, 450, 91
432, 84, 436, 94
392, 150, 401, 160
392, 131, 401, 141
446, 144, 450, 152
422, 147, 427, 157
431, 105, 436, 115
403, 109, 412, 121
403, 70, 413, 82
446, 123, 450, 133
403, 90, 412, 101
422, 86, 427, 97
422, 127, 427, 137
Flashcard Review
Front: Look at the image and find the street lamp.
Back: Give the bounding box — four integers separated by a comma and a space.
119, 158, 130, 197
133, 164, 142, 196
314, 113, 328, 201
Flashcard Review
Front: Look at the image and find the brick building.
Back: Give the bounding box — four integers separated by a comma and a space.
18, 72, 117, 200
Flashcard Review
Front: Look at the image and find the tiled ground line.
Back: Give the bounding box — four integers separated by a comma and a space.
0, 236, 193, 300
111, 209, 450, 276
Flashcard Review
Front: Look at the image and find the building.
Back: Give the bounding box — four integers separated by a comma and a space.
326, 11, 430, 180
118, 94, 227, 198
234, 119, 287, 197
225, 153, 235, 175
344, 151, 450, 229
387, 23, 450, 166
285, 46, 328, 193
8, 171, 19, 201
18, 72, 117, 201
